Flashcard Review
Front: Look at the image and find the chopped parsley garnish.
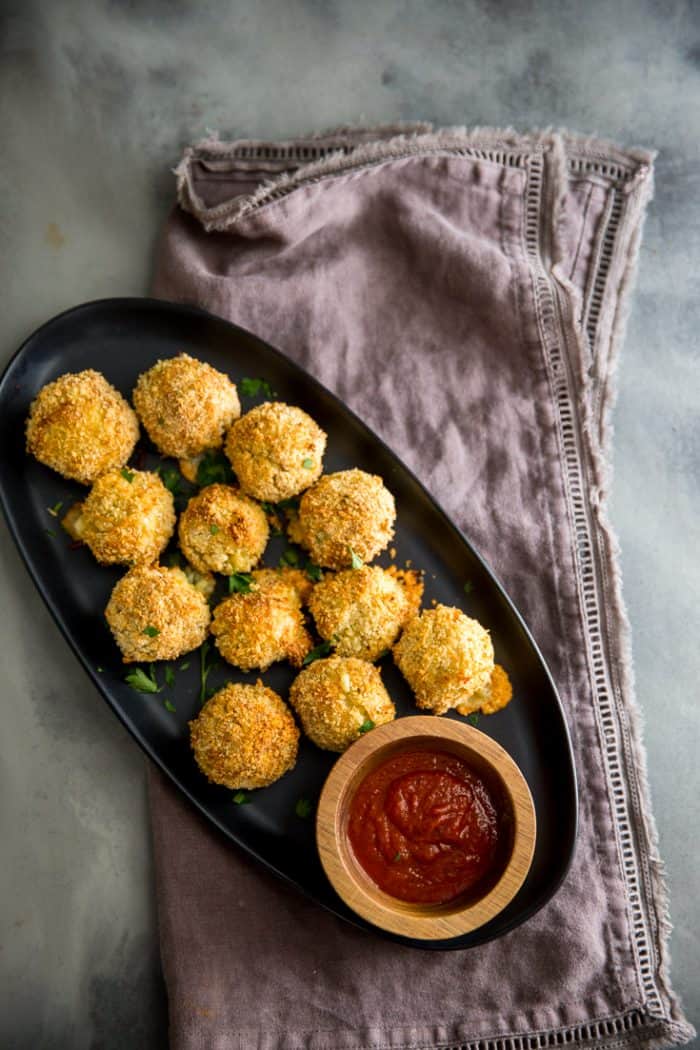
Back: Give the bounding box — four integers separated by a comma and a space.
305, 562, 323, 583
199, 640, 217, 704
239, 376, 275, 399
279, 548, 300, 567
302, 639, 334, 666
179, 661, 190, 671
350, 548, 363, 569
96, 667, 104, 673
466, 711, 480, 726
120, 468, 135, 483
302, 458, 313, 469
158, 466, 185, 495
209, 524, 220, 535
45, 528, 56, 537
163, 699, 176, 713
228, 572, 253, 594
143, 625, 160, 637
463, 580, 474, 595
124, 666, 162, 694
233, 790, 251, 805
47, 501, 63, 517
164, 666, 175, 688
196, 450, 233, 487
295, 797, 313, 819
393, 851, 402, 863
359, 719, 375, 734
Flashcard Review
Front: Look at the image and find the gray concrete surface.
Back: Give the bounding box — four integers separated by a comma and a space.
1, 1, 698, 1047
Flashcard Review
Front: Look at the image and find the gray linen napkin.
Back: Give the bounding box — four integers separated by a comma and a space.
149, 125, 694, 1050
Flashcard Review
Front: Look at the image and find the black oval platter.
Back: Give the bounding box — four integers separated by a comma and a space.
0, 298, 577, 950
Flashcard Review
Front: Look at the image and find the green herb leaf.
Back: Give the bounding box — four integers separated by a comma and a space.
179, 661, 190, 671
463, 580, 474, 595
239, 376, 275, 399
158, 466, 184, 495
393, 851, 402, 863
96, 667, 104, 673
295, 797, 313, 819
228, 572, 253, 594
199, 641, 217, 704
279, 548, 300, 567
209, 524, 220, 535
47, 501, 63, 517
359, 718, 375, 734
143, 625, 160, 638
302, 458, 313, 469
233, 790, 251, 805
164, 666, 175, 688
349, 548, 363, 570
120, 467, 135, 483
163, 699, 176, 713
305, 562, 323, 583
302, 639, 334, 666
124, 667, 161, 694
196, 450, 234, 487
466, 711, 480, 726
45, 528, 56, 537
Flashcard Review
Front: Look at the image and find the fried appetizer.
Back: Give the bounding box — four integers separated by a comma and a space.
190, 682, 299, 789
105, 564, 210, 663
393, 604, 494, 715
308, 565, 416, 661
178, 483, 268, 575
64, 468, 175, 565
288, 469, 396, 569
225, 401, 326, 502
133, 353, 240, 460
457, 664, 513, 717
289, 656, 395, 752
210, 569, 312, 671
26, 370, 139, 484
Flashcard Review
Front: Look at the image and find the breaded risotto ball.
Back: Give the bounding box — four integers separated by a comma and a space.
308, 565, 414, 662
105, 564, 210, 663
178, 483, 268, 575
26, 370, 139, 484
393, 604, 494, 715
289, 656, 395, 752
133, 353, 240, 461
225, 402, 326, 502
288, 469, 396, 569
190, 682, 299, 790
64, 468, 175, 566
457, 664, 513, 717
210, 568, 313, 671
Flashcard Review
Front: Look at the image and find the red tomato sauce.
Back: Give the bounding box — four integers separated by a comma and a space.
347, 750, 501, 904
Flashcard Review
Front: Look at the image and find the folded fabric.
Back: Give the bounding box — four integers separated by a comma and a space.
149, 125, 694, 1050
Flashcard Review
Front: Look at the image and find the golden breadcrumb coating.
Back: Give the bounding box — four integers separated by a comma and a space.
308, 565, 411, 661
68, 468, 175, 566
386, 566, 424, 623
190, 682, 299, 789
288, 656, 395, 752
105, 564, 211, 663
133, 353, 240, 459
26, 370, 139, 485
393, 604, 494, 715
457, 664, 514, 717
178, 483, 269, 575
225, 401, 327, 502
287, 469, 396, 569
252, 566, 314, 605
210, 568, 312, 671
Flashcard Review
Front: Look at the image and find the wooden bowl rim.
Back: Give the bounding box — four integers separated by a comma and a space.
316, 716, 537, 940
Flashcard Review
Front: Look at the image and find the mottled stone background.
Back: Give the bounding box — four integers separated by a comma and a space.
0, 1, 698, 1047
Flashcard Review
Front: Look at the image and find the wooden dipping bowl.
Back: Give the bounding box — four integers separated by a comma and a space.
316, 716, 536, 941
